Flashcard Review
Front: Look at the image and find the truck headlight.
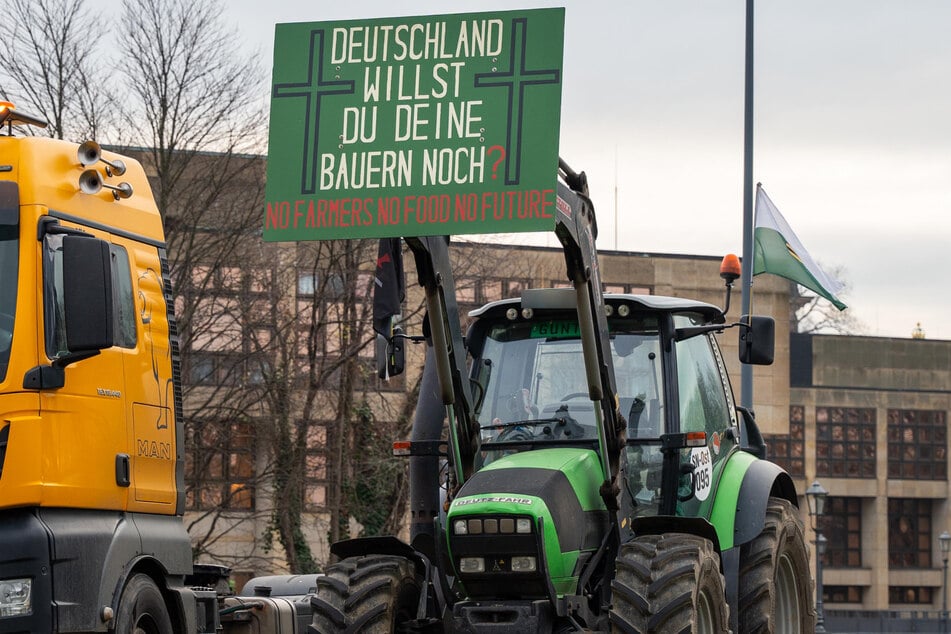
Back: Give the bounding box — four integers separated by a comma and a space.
0, 578, 31, 617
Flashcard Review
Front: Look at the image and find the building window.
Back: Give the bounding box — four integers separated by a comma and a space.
815, 406, 876, 478
188, 354, 216, 385
825, 586, 863, 604
887, 409, 947, 480
506, 279, 530, 297
889, 586, 933, 605
604, 282, 652, 295
764, 405, 805, 477
303, 422, 328, 512
298, 271, 316, 296
821, 497, 862, 567
888, 498, 932, 568
185, 420, 255, 511
455, 277, 478, 304
184, 353, 248, 387
482, 279, 503, 303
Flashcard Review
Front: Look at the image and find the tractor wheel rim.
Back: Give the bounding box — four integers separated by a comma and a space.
775, 552, 802, 634
697, 587, 716, 634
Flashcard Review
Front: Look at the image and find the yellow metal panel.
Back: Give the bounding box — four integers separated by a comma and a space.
0, 405, 42, 505
37, 359, 130, 510
8, 136, 164, 242
132, 403, 175, 505
122, 239, 178, 513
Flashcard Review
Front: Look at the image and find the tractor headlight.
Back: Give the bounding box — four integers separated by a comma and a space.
0, 578, 31, 617
510, 556, 537, 572
453, 516, 534, 535
459, 557, 485, 573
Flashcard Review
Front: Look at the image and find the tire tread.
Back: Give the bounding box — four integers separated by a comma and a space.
738, 497, 816, 634
610, 533, 730, 634
310, 554, 419, 634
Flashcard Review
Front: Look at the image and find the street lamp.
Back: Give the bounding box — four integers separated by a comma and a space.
806, 480, 829, 634
939, 531, 951, 634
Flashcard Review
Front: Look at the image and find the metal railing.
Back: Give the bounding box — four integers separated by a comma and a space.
824, 609, 949, 633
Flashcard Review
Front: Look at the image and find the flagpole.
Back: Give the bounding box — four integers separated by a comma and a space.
740, 0, 755, 409
614, 144, 618, 251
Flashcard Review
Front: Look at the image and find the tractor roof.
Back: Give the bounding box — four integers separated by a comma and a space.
469, 289, 725, 324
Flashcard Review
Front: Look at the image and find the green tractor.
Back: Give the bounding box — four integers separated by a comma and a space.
310, 161, 814, 633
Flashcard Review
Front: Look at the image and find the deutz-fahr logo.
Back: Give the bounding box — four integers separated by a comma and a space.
454, 496, 533, 506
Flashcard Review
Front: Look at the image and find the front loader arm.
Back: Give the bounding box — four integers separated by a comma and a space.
401, 161, 622, 505
405, 235, 479, 486
554, 159, 624, 507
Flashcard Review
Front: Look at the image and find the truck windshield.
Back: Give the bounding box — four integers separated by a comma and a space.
474, 316, 664, 452
0, 224, 17, 383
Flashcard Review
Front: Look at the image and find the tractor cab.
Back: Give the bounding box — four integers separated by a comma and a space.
464, 289, 748, 521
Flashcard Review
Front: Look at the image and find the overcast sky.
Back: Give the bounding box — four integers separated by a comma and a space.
222, 1, 950, 339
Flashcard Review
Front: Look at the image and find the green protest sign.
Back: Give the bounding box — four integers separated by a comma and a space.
263, 8, 565, 241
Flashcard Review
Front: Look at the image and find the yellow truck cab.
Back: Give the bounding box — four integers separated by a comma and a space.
0, 103, 198, 632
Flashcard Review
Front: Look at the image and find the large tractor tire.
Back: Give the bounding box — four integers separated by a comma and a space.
610, 533, 730, 634
114, 573, 173, 634
738, 497, 816, 634
310, 554, 420, 633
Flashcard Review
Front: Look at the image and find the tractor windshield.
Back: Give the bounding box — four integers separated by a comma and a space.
474, 315, 664, 454
0, 223, 17, 383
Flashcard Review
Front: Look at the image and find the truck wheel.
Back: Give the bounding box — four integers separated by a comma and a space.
310, 554, 420, 633
738, 497, 816, 634
609, 533, 729, 634
114, 573, 173, 634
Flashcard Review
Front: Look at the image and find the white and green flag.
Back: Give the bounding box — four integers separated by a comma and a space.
753, 184, 847, 311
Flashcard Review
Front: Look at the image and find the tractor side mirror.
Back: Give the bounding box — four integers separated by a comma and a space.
376, 324, 405, 379
738, 315, 774, 365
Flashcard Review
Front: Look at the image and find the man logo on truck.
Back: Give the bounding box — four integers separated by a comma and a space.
136, 439, 172, 461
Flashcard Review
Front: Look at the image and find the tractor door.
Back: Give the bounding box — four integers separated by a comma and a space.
671, 313, 739, 518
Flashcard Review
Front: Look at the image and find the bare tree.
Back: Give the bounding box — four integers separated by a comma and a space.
176, 223, 283, 571
0, 0, 112, 139
256, 239, 425, 571
790, 265, 865, 334
116, 0, 268, 354
116, 0, 266, 210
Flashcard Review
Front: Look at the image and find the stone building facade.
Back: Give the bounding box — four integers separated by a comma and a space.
781, 333, 951, 611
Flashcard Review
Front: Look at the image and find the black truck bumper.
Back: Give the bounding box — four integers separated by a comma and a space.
0, 509, 52, 634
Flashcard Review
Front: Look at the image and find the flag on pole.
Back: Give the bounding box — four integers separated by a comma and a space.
753, 184, 847, 310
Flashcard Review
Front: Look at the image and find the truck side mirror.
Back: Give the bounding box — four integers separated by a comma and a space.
738, 315, 774, 365
62, 235, 114, 352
